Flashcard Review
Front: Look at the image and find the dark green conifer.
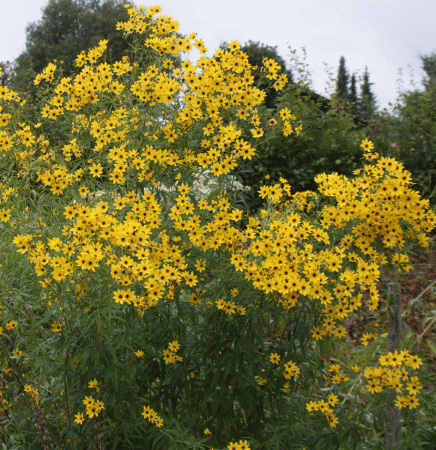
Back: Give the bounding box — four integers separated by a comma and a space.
349, 73, 358, 106
335, 56, 349, 101
360, 67, 376, 115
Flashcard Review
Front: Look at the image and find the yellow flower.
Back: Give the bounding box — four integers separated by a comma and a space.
51, 321, 62, 333
327, 393, 339, 406
82, 396, 94, 407
237, 440, 250, 449
110, 81, 125, 94
89, 163, 103, 177
86, 403, 99, 418
0, 208, 11, 222
279, 107, 292, 120
282, 121, 293, 136
163, 349, 177, 364
366, 379, 382, 394
327, 414, 339, 428
269, 353, 281, 364
281, 383, 290, 393
142, 405, 154, 420
216, 299, 226, 309
74, 412, 85, 425
5, 320, 18, 331
361, 333, 375, 346
135, 350, 144, 358
329, 364, 341, 373
395, 396, 408, 409
255, 376, 267, 386
406, 395, 419, 409
407, 378, 422, 395
223, 301, 236, 315
283, 361, 300, 379
406, 354, 422, 370
360, 139, 374, 152
168, 341, 180, 352
88, 379, 99, 390
154, 417, 164, 427
306, 401, 319, 412
250, 127, 264, 138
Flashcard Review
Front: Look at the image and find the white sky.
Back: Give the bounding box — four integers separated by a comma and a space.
1, 0, 435, 111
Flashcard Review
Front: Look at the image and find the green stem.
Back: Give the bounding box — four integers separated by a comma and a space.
385, 278, 402, 450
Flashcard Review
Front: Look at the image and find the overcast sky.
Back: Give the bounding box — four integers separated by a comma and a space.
1, 0, 435, 111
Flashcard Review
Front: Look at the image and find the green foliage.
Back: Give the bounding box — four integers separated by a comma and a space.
234, 50, 365, 213
0, 61, 15, 87
368, 53, 436, 201
421, 52, 436, 89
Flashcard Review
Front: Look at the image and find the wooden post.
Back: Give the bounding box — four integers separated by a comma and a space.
385, 280, 402, 449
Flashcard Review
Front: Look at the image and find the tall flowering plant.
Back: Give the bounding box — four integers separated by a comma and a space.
0, 5, 434, 449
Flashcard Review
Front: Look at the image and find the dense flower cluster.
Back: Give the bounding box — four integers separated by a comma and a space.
230, 141, 435, 344
365, 350, 422, 408
306, 392, 340, 428
141, 405, 164, 427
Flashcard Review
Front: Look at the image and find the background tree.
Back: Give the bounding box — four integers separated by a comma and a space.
234, 81, 365, 213
10, 0, 134, 95
421, 51, 436, 89
360, 66, 377, 116
369, 53, 436, 201
221, 40, 293, 109
349, 73, 358, 107
335, 56, 350, 102
229, 48, 372, 213
0, 61, 15, 86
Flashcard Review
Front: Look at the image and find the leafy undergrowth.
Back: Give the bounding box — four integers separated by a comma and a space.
400, 246, 436, 360
344, 243, 436, 362
337, 242, 436, 449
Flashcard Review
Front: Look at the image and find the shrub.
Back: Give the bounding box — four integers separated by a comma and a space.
0, 5, 434, 450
